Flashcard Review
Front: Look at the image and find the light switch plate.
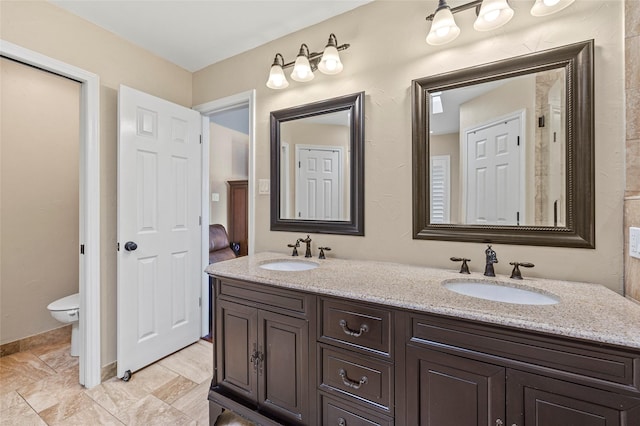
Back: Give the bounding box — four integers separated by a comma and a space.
631, 227, 640, 259
258, 179, 270, 195
211, 192, 220, 202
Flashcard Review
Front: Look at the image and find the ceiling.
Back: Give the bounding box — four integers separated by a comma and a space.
50, 0, 372, 72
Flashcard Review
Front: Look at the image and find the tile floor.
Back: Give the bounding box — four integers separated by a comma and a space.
0, 339, 214, 425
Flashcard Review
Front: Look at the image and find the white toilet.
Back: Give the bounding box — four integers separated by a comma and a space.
47, 293, 80, 357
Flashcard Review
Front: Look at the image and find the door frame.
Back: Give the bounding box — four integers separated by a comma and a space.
193, 90, 256, 336
1, 40, 101, 388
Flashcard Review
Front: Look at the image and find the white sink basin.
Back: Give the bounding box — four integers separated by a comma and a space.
259, 259, 319, 272
443, 280, 559, 305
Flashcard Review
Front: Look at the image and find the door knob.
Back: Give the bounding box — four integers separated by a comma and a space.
124, 241, 138, 252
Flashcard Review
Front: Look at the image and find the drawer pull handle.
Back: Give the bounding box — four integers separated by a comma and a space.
337, 418, 346, 426
339, 319, 369, 337
338, 368, 368, 389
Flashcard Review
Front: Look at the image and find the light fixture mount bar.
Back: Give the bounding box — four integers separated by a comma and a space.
281, 43, 350, 70
426, 0, 482, 20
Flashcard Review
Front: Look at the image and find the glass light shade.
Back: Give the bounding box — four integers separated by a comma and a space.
291, 55, 314, 82
266, 64, 289, 89
426, 7, 460, 46
474, 0, 514, 31
531, 0, 575, 16
318, 45, 343, 75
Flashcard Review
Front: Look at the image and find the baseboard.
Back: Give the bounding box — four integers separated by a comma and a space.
0, 325, 71, 358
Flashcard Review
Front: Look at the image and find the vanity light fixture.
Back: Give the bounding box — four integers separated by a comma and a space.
426, 0, 575, 46
266, 33, 350, 89
530, 0, 575, 17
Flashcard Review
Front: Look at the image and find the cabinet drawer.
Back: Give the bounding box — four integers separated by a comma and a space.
321, 394, 394, 426
216, 277, 312, 315
320, 298, 392, 357
320, 345, 393, 414
410, 314, 640, 390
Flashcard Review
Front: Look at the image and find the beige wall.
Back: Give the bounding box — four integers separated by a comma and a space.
0, 0, 192, 366
624, 0, 640, 301
0, 58, 80, 344
194, 0, 626, 292
209, 122, 249, 227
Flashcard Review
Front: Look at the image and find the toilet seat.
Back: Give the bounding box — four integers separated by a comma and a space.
47, 293, 79, 311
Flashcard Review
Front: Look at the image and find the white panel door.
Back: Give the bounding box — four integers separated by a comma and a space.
465, 117, 521, 225
117, 85, 201, 378
295, 146, 342, 220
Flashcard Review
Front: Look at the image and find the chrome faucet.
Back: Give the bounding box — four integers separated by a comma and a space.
484, 245, 498, 277
297, 235, 312, 258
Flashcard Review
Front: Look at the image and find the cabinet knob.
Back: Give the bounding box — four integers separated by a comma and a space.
339, 319, 369, 337
337, 418, 346, 426
495, 420, 503, 426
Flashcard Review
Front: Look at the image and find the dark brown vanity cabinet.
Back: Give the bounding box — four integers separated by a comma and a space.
209, 276, 640, 426
212, 278, 314, 425
405, 313, 640, 426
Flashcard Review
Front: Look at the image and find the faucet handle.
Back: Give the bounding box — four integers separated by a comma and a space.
450, 257, 471, 274
509, 262, 535, 279
318, 247, 331, 259
287, 242, 300, 256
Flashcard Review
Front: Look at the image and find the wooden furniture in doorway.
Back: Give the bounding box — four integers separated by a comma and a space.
227, 180, 248, 256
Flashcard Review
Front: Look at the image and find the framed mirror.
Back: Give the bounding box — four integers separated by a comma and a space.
270, 92, 364, 235
412, 40, 594, 247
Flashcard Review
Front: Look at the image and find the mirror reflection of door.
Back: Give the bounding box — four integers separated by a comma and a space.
463, 114, 523, 226
295, 145, 344, 220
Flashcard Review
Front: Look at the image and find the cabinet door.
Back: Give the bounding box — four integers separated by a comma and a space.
507, 370, 640, 426
406, 345, 505, 426
258, 310, 309, 424
217, 300, 258, 402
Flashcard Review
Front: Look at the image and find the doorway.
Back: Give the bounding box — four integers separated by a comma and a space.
0, 41, 101, 388
194, 90, 255, 338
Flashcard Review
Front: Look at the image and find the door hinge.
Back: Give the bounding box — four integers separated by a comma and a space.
80, 244, 85, 255
517, 211, 520, 226
199, 134, 202, 144
298, 161, 301, 168
538, 115, 545, 127
517, 136, 520, 146
198, 297, 201, 307
553, 131, 557, 143
199, 216, 202, 226
117, 242, 120, 251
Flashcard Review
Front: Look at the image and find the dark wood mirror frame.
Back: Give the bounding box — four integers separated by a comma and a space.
270, 92, 365, 235
412, 40, 594, 248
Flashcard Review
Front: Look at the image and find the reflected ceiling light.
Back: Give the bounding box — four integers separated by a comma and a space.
474, 0, 514, 31
426, 0, 461, 46
530, 0, 575, 16
431, 92, 444, 114
425, 0, 574, 46
266, 34, 350, 89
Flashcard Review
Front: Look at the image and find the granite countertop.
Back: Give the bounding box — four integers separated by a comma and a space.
206, 252, 640, 350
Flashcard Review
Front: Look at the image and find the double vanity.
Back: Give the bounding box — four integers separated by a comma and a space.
206, 252, 640, 426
